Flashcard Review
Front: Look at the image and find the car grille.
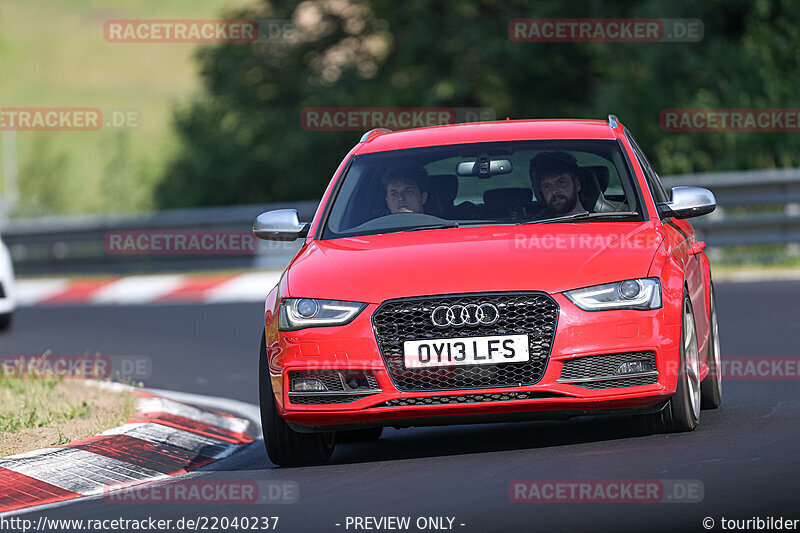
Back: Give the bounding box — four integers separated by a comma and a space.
289, 395, 366, 405
372, 292, 558, 392
559, 351, 658, 389
375, 390, 563, 408
577, 376, 657, 389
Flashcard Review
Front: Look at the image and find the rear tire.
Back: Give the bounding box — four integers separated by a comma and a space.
701, 283, 722, 409
635, 290, 700, 433
0, 313, 12, 332
259, 333, 335, 467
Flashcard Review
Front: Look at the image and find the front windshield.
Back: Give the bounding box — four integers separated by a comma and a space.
321, 140, 642, 239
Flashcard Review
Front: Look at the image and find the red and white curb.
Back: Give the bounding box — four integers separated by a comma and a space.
0, 387, 255, 514
14, 269, 796, 308
14, 271, 281, 307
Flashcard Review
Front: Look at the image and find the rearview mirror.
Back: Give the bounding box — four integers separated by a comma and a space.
658, 187, 716, 220
253, 209, 310, 241
456, 157, 513, 178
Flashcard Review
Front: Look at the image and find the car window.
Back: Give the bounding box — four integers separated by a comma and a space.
322, 140, 644, 239
434, 150, 627, 205
625, 130, 669, 203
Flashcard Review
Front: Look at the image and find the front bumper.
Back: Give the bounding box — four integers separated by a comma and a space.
267, 292, 681, 431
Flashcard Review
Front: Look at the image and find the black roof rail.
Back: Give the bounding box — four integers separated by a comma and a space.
359, 128, 392, 143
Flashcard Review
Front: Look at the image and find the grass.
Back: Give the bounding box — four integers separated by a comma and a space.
708, 244, 800, 269
0, 378, 62, 432
0, 0, 258, 217
0, 377, 136, 456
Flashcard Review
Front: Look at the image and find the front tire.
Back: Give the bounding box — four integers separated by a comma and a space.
636, 289, 700, 433
259, 333, 335, 467
701, 283, 722, 409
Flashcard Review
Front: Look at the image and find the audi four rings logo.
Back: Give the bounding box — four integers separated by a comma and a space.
431, 303, 500, 327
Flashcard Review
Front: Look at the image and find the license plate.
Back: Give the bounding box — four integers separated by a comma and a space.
403, 335, 529, 369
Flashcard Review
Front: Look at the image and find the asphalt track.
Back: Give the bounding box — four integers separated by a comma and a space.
2, 279, 800, 533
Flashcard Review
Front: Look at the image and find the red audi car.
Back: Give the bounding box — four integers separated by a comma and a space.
254, 116, 722, 466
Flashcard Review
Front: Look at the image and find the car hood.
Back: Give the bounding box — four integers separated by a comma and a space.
286, 221, 664, 303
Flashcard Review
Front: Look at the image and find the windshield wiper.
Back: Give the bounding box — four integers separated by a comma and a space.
406, 222, 461, 232
517, 211, 640, 225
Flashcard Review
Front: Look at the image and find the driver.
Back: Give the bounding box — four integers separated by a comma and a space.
382, 164, 429, 214
529, 151, 588, 217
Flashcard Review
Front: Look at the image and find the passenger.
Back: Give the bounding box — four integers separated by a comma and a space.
382, 164, 429, 214
529, 151, 589, 217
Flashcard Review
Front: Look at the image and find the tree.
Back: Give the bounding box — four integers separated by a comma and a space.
156, 0, 800, 207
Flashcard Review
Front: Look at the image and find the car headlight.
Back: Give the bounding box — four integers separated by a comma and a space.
564, 278, 661, 311
279, 298, 367, 331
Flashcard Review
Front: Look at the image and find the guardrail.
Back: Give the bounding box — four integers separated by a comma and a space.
0, 201, 318, 275
662, 168, 800, 249
1, 168, 798, 275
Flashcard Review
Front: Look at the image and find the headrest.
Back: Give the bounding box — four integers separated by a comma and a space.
427, 175, 458, 204
582, 166, 610, 192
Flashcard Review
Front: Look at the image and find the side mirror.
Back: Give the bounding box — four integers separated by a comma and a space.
658, 186, 716, 220
253, 209, 310, 241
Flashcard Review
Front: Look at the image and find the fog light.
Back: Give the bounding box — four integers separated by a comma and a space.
619, 280, 642, 300
616, 360, 654, 375
292, 378, 327, 392
345, 376, 369, 390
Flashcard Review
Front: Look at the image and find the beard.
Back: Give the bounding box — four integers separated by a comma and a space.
546, 189, 579, 215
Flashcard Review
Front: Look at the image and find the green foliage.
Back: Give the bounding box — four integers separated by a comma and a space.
51, 430, 70, 446
594, 0, 800, 174
156, 0, 800, 207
